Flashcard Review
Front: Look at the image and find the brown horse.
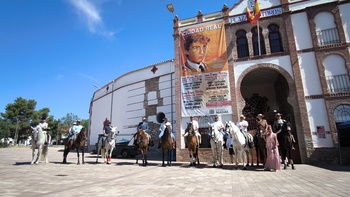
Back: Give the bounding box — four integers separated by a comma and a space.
254, 129, 267, 167
184, 122, 199, 166
63, 128, 87, 165
135, 129, 149, 166
161, 124, 174, 167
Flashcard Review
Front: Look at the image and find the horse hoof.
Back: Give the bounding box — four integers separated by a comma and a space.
243, 167, 247, 170
213, 165, 216, 168
220, 164, 223, 168
246, 164, 250, 167
292, 165, 295, 170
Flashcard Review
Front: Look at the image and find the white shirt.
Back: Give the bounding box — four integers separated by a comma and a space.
236, 120, 248, 132
159, 122, 172, 133
191, 120, 199, 131
39, 122, 48, 130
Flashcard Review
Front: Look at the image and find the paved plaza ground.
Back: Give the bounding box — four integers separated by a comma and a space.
0, 146, 350, 197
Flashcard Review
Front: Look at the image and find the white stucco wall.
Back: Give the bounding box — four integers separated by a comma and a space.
298, 52, 323, 96
89, 60, 175, 148
291, 12, 313, 50
289, 0, 339, 12
229, 0, 280, 16
306, 99, 333, 148
234, 55, 294, 84
339, 3, 350, 42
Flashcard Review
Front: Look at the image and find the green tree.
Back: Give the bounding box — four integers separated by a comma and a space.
0, 97, 50, 144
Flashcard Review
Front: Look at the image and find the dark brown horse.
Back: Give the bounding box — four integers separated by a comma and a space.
63, 128, 87, 165
184, 122, 199, 166
161, 124, 174, 167
135, 129, 149, 166
254, 129, 267, 167
275, 121, 296, 170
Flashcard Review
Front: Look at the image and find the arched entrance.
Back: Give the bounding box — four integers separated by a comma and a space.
237, 65, 302, 163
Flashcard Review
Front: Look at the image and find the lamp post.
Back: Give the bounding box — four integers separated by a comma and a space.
12, 118, 19, 145
166, 4, 175, 16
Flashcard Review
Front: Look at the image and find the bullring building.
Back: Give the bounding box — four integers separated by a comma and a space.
89, 0, 350, 164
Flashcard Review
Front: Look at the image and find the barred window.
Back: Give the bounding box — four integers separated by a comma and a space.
268, 24, 283, 53
252, 27, 266, 56
236, 30, 249, 58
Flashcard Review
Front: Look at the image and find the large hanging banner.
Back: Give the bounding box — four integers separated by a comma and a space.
180, 22, 232, 117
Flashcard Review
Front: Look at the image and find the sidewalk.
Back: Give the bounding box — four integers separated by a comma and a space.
0, 146, 349, 197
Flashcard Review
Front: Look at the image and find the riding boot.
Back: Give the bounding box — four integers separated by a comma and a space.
290, 159, 295, 170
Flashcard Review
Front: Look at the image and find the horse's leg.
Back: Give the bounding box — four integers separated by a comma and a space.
196, 146, 200, 165
234, 148, 239, 170
219, 143, 223, 168
288, 147, 295, 170
162, 149, 165, 167
82, 149, 85, 164
35, 145, 42, 164
96, 142, 100, 163
76, 149, 80, 165
31, 147, 35, 165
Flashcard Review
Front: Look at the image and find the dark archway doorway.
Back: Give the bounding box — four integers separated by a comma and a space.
239, 67, 301, 163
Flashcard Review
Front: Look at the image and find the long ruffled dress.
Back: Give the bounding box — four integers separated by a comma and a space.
264, 132, 282, 171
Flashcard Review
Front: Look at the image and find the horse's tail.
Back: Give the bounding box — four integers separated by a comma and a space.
41, 144, 48, 162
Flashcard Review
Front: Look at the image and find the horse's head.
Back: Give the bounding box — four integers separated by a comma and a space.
109, 127, 117, 139
186, 122, 194, 135
78, 128, 87, 140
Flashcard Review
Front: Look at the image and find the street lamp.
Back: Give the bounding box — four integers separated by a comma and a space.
12, 118, 19, 145
166, 4, 174, 16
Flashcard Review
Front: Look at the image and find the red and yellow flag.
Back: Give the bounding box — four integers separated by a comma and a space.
246, 0, 261, 24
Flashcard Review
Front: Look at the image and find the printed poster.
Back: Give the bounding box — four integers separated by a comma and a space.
180, 22, 232, 117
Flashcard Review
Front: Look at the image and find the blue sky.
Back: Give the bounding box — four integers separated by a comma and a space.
0, 0, 239, 120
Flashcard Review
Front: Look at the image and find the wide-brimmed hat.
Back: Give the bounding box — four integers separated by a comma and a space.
142, 117, 146, 120
73, 122, 77, 125
190, 116, 194, 118
240, 115, 246, 119
275, 113, 282, 116
257, 114, 264, 118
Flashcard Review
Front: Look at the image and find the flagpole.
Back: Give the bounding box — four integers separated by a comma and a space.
257, 20, 261, 56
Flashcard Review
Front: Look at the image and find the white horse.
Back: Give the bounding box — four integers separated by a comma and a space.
225, 121, 254, 170
31, 125, 50, 165
96, 127, 117, 164
208, 123, 224, 168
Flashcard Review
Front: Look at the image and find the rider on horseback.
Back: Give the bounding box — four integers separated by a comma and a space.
67, 120, 83, 145
183, 116, 201, 147
133, 117, 153, 148
158, 117, 175, 149
32, 117, 50, 143
236, 115, 253, 148
102, 121, 113, 147
272, 113, 296, 150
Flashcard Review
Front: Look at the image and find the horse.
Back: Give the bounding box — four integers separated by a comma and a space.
277, 121, 296, 170
184, 122, 199, 166
225, 121, 254, 170
62, 128, 87, 165
254, 129, 267, 167
31, 125, 50, 165
208, 123, 224, 168
135, 129, 149, 166
96, 127, 117, 164
161, 124, 174, 167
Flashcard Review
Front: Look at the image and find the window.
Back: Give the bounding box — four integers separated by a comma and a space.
252, 27, 266, 55
314, 12, 340, 46
268, 24, 283, 53
236, 30, 249, 58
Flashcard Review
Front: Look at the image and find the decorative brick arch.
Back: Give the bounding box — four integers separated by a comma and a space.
235, 63, 297, 114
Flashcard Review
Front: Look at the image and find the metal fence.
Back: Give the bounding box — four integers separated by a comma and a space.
316, 27, 340, 46
326, 74, 350, 93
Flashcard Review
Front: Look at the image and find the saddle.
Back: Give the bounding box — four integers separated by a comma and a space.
241, 131, 253, 148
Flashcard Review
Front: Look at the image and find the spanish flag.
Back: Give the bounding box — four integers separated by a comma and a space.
246, 0, 261, 24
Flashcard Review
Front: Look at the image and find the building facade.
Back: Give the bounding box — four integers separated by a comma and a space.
89, 0, 350, 164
